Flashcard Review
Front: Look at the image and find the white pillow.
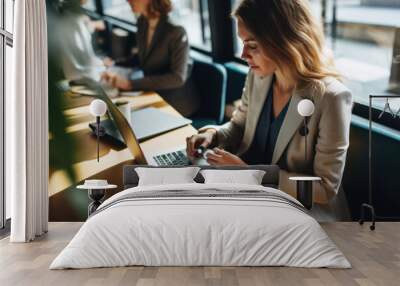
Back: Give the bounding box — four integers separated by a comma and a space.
135, 167, 200, 186
200, 169, 266, 185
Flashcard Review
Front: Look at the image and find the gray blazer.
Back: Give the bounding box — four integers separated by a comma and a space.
201, 71, 353, 204
129, 15, 199, 116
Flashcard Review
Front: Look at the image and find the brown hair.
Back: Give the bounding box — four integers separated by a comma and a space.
233, 0, 339, 92
148, 0, 172, 17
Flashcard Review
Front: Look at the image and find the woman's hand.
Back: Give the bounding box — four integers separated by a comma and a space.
206, 148, 247, 166
101, 72, 133, 91
186, 129, 217, 157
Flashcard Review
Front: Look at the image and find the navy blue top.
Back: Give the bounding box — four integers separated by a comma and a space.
242, 84, 291, 165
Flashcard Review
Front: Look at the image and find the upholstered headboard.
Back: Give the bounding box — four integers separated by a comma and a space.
123, 165, 280, 189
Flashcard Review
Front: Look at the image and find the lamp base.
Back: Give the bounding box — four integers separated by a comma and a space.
88, 189, 106, 216
296, 180, 313, 210
290, 177, 320, 210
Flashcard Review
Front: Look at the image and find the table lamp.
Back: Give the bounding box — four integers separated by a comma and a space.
89, 99, 107, 162
293, 99, 317, 210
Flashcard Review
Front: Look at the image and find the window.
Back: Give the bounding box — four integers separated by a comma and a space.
82, 0, 97, 12
1, 0, 13, 229
102, 0, 137, 23
4, 44, 10, 221
170, 0, 211, 50
323, 0, 398, 112
99, 0, 211, 50
232, 0, 242, 58
232, 0, 400, 112
5, 0, 13, 33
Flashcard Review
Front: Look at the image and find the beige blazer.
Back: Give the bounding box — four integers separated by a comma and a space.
201, 71, 353, 204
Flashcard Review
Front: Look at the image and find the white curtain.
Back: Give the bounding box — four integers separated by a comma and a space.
8, 0, 49, 242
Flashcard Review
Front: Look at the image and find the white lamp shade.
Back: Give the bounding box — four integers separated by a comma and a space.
297, 99, 315, 117
89, 99, 107, 117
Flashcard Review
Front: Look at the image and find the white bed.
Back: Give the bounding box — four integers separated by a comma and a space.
50, 182, 350, 269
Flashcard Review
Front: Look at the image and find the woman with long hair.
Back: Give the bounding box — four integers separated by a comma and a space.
187, 0, 353, 220
102, 0, 199, 116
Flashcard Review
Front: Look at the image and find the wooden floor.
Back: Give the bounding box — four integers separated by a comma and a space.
0, 222, 399, 286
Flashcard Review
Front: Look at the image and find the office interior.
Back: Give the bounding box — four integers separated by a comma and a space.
1, 0, 400, 285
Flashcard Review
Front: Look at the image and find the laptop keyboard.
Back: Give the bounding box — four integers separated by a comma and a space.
153, 150, 190, 166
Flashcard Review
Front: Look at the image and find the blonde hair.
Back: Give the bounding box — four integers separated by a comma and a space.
233, 0, 340, 93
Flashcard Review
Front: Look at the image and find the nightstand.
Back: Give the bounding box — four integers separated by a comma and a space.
289, 176, 321, 210
77, 184, 117, 216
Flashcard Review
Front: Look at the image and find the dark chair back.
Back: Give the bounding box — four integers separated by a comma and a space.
224, 62, 248, 104
190, 59, 227, 128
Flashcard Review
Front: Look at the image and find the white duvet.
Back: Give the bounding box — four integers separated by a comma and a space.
50, 183, 350, 269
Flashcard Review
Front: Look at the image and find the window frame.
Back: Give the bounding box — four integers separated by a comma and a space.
0, 0, 13, 231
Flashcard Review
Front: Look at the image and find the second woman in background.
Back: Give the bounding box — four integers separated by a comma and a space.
102, 0, 199, 116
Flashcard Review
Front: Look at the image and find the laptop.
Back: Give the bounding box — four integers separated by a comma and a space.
91, 107, 193, 142
92, 102, 208, 166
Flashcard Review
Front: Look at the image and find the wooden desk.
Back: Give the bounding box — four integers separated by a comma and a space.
49, 92, 197, 221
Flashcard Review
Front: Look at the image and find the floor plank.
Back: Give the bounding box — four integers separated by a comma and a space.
0, 222, 399, 286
